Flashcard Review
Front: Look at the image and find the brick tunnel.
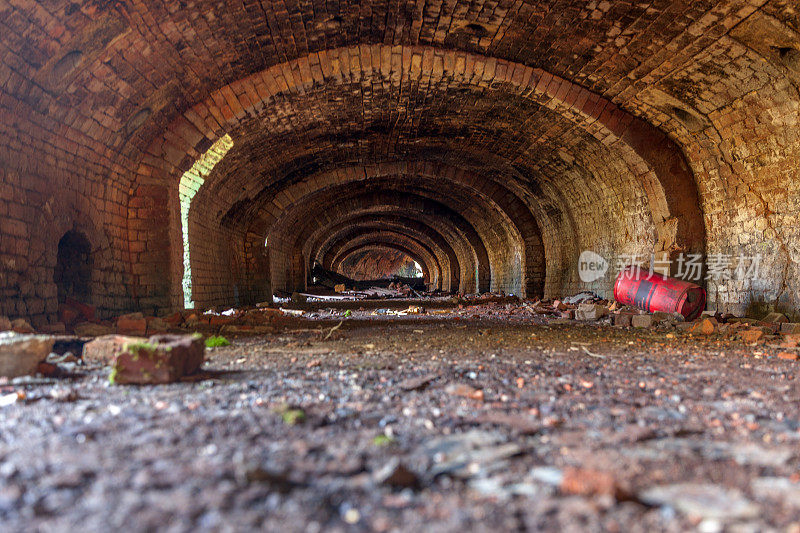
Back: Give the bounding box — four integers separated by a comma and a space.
1, 1, 800, 530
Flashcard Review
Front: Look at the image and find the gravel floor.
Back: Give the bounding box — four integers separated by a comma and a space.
1, 307, 799, 532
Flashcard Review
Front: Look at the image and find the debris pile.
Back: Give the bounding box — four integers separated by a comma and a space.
310, 264, 426, 292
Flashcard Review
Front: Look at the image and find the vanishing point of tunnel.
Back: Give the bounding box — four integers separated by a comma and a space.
1, 1, 800, 531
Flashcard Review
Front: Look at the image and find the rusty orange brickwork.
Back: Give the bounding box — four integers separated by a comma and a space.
0, 1, 798, 322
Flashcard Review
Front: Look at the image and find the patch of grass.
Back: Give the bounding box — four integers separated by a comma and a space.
205, 335, 231, 348
372, 434, 396, 446
280, 409, 306, 426
344, 310, 352, 318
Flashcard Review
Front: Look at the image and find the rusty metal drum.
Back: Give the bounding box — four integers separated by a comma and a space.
613, 266, 706, 320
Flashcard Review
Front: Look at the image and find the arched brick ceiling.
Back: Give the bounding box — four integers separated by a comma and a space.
336, 247, 423, 282
259, 179, 537, 295
317, 223, 459, 292
306, 213, 480, 293
191, 85, 658, 284
325, 230, 447, 290
2, 0, 800, 322
299, 205, 490, 293
124, 38, 712, 303
337, 243, 432, 284
152, 45, 694, 260
336, 240, 430, 283
311, 218, 462, 289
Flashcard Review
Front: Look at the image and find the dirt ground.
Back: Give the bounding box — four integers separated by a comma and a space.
1, 301, 799, 532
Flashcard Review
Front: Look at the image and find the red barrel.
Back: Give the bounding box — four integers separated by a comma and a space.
613, 266, 706, 320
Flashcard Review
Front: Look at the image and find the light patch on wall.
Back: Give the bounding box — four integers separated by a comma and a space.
179, 134, 233, 309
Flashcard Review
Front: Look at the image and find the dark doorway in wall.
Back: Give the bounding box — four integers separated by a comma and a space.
54, 230, 92, 303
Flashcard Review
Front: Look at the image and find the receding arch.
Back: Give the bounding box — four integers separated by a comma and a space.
320, 227, 455, 292
327, 234, 443, 291
305, 211, 481, 293
258, 176, 535, 296
336, 247, 425, 281
126, 44, 704, 310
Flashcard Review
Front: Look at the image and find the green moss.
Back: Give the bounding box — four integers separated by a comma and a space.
125, 341, 159, 355
279, 408, 306, 425
371, 434, 396, 446
108, 367, 118, 385
205, 335, 231, 348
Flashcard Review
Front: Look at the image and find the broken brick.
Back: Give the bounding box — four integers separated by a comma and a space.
83, 335, 145, 365
575, 303, 608, 321
690, 318, 717, 335
110, 334, 205, 385
116, 313, 148, 336
739, 328, 764, 344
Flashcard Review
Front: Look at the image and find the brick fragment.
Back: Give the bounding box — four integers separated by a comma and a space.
110, 334, 205, 385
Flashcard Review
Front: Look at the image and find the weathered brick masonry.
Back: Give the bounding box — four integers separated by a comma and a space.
336, 248, 422, 282
0, 1, 798, 321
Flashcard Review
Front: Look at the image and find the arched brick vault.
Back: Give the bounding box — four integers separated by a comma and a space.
319, 226, 454, 291
337, 247, 426, 283
331, 243, 431, 285
260, 186, 488, 296
130, 44, 703, 309
337, 244, 433, 285
4, 1, 800, 322
326, 232, 445, 290
255, 175, 536, 297
304, 208, 490, 293
307, 213, 479, 293
337, 246, 431, 285
243, 167, 539, 291
313, 220, 459, 291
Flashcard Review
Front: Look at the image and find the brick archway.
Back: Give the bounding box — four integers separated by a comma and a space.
127, 45, 703, 311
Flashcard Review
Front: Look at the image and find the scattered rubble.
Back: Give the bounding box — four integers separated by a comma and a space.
560, 467, 632, 501
115, 313, 148, 336
739, 328, 764, 343
690, 318, 717, 335
0, 305, 799, 530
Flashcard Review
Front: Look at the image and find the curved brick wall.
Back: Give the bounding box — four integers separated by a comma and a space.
1, 1, 799, 322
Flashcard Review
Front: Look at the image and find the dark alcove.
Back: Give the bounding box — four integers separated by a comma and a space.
54, 230, 92, 303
